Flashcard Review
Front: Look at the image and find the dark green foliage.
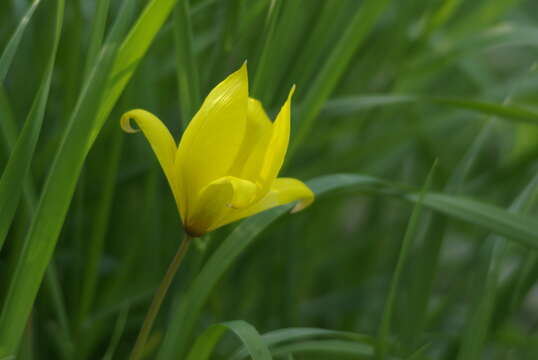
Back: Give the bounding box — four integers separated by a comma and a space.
2, 0, 538, 359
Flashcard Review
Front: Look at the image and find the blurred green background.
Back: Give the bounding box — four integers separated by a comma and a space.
3, 0, 538, 359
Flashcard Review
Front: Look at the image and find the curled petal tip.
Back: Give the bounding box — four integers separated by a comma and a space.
120, 110, 141, 134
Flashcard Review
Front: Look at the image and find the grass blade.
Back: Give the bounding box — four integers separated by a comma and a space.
101, 307, 130, 360
0, 0, 180, 354
83, 0, 111, 80
251, 0, 282, 100
271, 340, 373, 358
232, 328, 372, 360
0, 86, 37, 218
289, 0, 348, 89
456, 172, 538, 360
307, 173, 538, 250
75, 130, 123, 333
173, 0, 200, 128
185, 320, 272, 360
0, 0, 63, 250
0, 0, 135, 353
324, 95, 538, 125
94, 0, 182, 138
290, 0, 392, 158
409, 192, 538, 250
0, 0, 41, 82
376, 161, 437, 360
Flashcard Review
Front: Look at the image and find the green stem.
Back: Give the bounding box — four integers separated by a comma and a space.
129, 235, 192, 360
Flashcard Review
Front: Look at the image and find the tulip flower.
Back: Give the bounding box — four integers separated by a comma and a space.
120, 63, 313, 237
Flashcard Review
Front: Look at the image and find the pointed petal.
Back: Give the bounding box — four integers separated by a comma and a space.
208, 177, 314, 232
120, 109, 177, 186
186, 176, 258, 236
260, 86, 295, 184
176, 63, 249, 214
228, 98, 273, 182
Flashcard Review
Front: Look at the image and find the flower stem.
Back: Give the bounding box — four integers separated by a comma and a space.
129, 235, 192, 360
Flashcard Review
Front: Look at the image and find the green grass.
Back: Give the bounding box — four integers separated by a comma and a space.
2, 0, 538, 359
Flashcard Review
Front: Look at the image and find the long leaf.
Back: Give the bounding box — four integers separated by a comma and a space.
93, 0, 181, 141
173, 0, 200, 128
271, 340, 374, 358
0, 0, 182, 354
0, 0, 136, 354
456, 172, 538, 360
83, 0, 111, 80
289, 0, 392, 158
232, 328, 372, 360
185, 320, 272, 360
323, 94, 538, 125
376, 162, 437, 360
0, 0, 63, 250
0, 0, 42, 82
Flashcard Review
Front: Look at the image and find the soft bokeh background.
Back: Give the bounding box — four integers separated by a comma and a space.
2, 0, 538, 359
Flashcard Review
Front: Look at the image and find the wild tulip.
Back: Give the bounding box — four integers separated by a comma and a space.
120, 63, 313, 237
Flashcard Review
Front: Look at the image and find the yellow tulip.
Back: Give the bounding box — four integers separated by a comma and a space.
120, 63, 314, 237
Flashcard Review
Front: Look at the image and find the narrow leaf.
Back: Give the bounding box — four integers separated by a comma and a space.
0, 0, 42, 82
185, 321, 272, 360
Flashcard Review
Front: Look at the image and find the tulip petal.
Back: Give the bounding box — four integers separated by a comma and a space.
260, 86, 295, 185
228, 98, 273, 183
120, 109, 177, 187
208, 177, 313, 232
176, 63, 249, 213
186, 176, 258, 236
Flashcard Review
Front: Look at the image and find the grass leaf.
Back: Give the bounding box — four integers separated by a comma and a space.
185, 320, 272, 360
0, 0, 63, 250
0, 0, 42, 82
376, 161, 437, 360
290, 0, 392, 157
0, 0, 136, 354
232, 328, 372, 360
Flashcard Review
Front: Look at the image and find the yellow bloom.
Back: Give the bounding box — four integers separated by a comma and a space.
120, 63, 314, 237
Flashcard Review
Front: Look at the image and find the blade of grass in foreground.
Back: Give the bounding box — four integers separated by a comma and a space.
185, 321, 272, 360
376, 161, 437, 360
270, 340, 373, 358
407, 192, 538, 250
93, 0, 182, 141
403, 117, 498, 349
173, 0, 200, 129
231, 328, 372, 360
0, 0, 137, 354
101, 307, 130, 360
0, 0, 42, 82
0, 0, 63, 250
0, 0, 182, 354
0, 87, 36, 219
252, 0, 303, 106
0, 34, 118, 360
0, 0, 45, 222
75, 130, 123, 333
83, 0, 111, 80
323, 95, 538, 126
289, 0, 347, 88
251, 0, 282, 100
289, 0, 392, 158
456, 172, 538, 360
